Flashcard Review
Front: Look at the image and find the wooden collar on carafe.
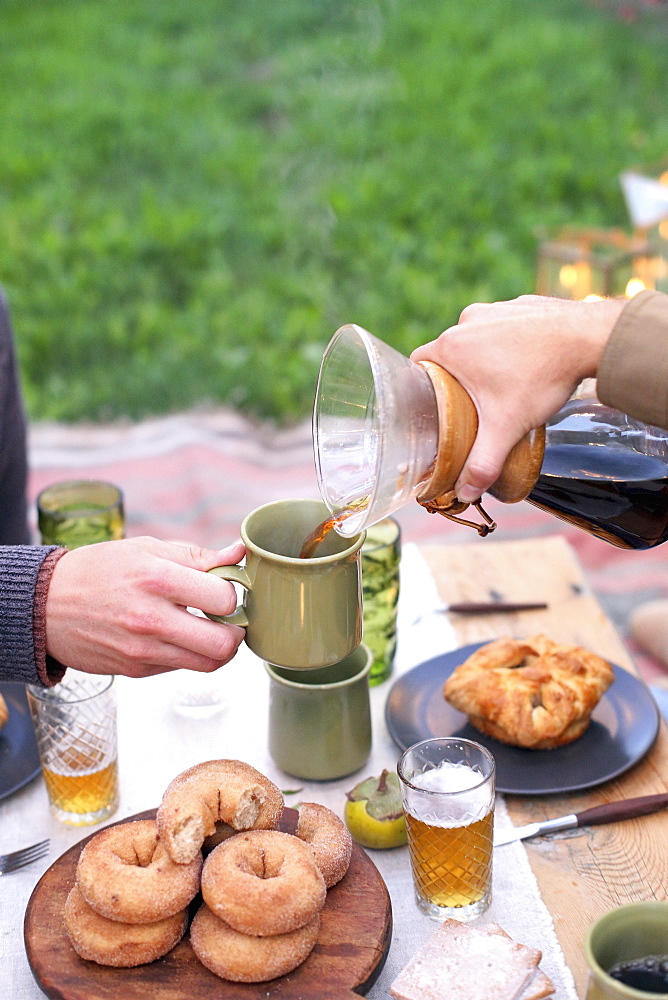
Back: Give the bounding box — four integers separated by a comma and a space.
415, 361, 546, 536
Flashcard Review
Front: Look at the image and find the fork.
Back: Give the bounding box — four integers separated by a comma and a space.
0, 839, 50, 875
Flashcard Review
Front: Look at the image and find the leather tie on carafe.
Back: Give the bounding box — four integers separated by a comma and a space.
415, 360, 546, 535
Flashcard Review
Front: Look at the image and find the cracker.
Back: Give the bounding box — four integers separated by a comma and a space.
519, 969, 555, 1000
390, 919, 549, 1000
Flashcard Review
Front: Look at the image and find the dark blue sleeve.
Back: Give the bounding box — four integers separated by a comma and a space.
0, 287, 29, 545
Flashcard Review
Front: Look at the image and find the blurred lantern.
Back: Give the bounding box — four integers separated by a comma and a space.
536, 161, 668, 301
535, 226, 646, 301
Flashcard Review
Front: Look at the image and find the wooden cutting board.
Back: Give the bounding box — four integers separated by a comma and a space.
24, 807, 392, 1000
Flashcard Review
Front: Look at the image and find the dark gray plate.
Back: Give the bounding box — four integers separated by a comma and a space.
385, 642, 661, 795
0, 683, 41, 800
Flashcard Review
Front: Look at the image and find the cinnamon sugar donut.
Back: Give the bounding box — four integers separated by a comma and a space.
75, 819, 202, 923
201, 829, 326, 936
296, 802, 352, 888
64, 885, 187, 967
157, 759, 284, 864
190, 903, 320, 983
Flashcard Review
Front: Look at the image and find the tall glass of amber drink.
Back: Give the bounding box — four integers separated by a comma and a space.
397, 737, 495, 921
38, 480, 125, 548
27, 674, 119, 825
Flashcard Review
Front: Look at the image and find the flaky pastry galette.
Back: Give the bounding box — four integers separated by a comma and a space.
443, 634, 614, 750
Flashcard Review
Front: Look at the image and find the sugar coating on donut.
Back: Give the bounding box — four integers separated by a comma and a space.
75, 819, 202, 924
156, 759, 284, 864
64, 885, 187, 968
201, 829, 326, 937
296, 802, 353, 889
190, 903, 320, 983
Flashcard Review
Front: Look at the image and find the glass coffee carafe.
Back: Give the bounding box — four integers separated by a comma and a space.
313, 324, 668, 550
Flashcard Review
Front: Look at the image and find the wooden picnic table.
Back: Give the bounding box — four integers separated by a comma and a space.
420, 534, 668, 997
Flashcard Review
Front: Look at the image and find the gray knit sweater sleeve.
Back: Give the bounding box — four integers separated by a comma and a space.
0, 545, 60, 684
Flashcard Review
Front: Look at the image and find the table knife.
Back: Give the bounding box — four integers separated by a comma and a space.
444, 601, 548, 615
494, 791, 668, 847
413, 601, 548, 624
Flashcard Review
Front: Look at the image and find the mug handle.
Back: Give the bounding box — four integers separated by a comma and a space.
204, 565, 251, 627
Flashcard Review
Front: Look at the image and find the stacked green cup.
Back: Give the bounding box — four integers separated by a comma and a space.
265, 643, 373, 780
361, 516, 401, 686
38, 480, 125, 548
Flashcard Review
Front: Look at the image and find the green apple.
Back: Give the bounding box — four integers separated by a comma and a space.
344, 769, 407, 849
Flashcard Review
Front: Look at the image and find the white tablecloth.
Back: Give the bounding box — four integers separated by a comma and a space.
0, 545, 579, 999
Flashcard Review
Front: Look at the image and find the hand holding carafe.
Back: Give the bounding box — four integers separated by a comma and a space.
313, 290, 668, 550
410, 293, 626, 503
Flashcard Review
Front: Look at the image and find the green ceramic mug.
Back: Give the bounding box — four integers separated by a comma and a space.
265, 642, 372, 780
206, 499, 364, 669
585, 901, 668, 999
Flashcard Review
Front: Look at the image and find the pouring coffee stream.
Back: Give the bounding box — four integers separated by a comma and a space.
311, 324, 668, 551
299, 503, 366, 559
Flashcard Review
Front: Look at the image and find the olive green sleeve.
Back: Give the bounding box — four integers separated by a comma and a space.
597, 289, 668, 430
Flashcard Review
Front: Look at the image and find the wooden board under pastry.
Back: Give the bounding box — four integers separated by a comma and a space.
421, 534, 668, 999
24, 807, 392, 1000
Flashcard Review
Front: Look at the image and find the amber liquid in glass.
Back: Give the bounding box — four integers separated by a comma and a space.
528, 443, 668, 550
42, 756, 119, 825
404, 808, 494, 908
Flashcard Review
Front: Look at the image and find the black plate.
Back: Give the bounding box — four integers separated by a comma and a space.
385, 642, 661, 795
0, 683, 41, 800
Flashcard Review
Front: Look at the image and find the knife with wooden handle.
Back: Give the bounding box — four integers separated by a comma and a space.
494, 791, 668, 846
445, 601, 548, 614
413, 601, 549, 624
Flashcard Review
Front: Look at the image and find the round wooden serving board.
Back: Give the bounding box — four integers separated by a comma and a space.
24, 808, 392, 1000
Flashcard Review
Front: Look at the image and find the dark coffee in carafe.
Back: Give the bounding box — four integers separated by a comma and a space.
527, 442, 668, 549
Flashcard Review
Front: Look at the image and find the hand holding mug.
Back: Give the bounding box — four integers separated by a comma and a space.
45, 537, 245, 678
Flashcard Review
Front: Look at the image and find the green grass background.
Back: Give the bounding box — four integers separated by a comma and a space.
2, 0, 667, 424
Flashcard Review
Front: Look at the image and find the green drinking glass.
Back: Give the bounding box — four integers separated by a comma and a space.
38, 480, 125, 548
361, 516, 401, 686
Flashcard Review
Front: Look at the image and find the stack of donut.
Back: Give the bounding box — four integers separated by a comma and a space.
64, 819, 202, 968
63, 759, 354, 983
191, 829, 326, 982
190, 802, 352, 983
